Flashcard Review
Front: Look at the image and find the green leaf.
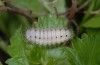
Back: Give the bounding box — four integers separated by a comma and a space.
7, 15, 30, 37
6, 14, 69, 65
82, 0, 100, 22
0, 39, 8, 51
0, 12, 9, 33
0, 12, 30, 37
33, 14, 68, 29
6, 58, 27, 65
11, 0, 46, 13
55, 0, 66, 13
82, 16, 100, 28
85, 28, 100, 36
29, 14, 69, 65
82, 0, 95, 21
65, 32, 100, 65
78, 0, 87, 6
48, 0, 66, 13
6, 27, 30, 65
11, 0, 66, 15
27, 45, 68, 65
0, 62, 3, 65
6, 26, 68, 65
0, 1, 4, 6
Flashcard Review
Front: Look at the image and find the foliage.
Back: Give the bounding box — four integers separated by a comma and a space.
11, 0, 65, 13
0, 62, 3, 65
0, 12, 30, 37
65, 31, 100, 65
0, 0, 100, 65
82, 15, 100, 28
33, 14, 67, 28
81, 0, 100, 27
5, 15, 100, 65
6, 15, 68, 65
6, 27, 68, 65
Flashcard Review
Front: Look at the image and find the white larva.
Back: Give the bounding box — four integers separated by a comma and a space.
25, 28, 72, 45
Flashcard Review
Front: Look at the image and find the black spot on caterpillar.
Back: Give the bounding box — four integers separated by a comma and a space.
25, 28, 72, 45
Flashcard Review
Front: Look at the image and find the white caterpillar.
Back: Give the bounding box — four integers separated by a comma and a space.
25, 28, 72, 45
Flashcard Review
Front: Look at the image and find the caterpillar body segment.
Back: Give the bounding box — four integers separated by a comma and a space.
25, 28, 72, 45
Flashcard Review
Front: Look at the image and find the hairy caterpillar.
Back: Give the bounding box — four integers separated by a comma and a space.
25, 28, 72, 45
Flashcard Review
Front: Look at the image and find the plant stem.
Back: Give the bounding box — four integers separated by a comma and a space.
78, 0, 92, 10
0, 6, 35, 23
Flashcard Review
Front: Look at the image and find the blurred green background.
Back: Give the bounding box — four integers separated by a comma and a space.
0, 0, 100, 65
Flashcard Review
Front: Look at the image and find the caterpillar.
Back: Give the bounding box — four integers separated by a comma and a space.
25, 28, 72, 45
